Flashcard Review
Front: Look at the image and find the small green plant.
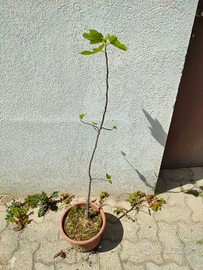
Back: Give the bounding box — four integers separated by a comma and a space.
22, 191, 59, 217
5, 191, 69, 231
125, 190, 146, 211
23, 194, 40, 208
5, 199, 29, 230
181, 241, 186, 247
114, 191, 166, 220
98, 191, 109, 207
187, 189, 203, 197
180, 180, 203, 197
60, 192, 72, 204
180, 185, 185, 192
79, 29, 127, 219
181, 186, 203, 197
199, 190, 203, 197
196, 239, 203, 245
145, 195, 166, 211
76, 245, 85, 252
36, 191, 59, 217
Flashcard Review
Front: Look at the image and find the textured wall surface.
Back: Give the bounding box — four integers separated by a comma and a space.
1, 0, 198, 195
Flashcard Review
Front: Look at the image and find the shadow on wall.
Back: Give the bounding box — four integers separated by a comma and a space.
142, 109, 167, 147
120, 110, 167, 192
121, 151, 155, 190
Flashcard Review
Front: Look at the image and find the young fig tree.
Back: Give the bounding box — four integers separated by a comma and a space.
80, 29, 127, 219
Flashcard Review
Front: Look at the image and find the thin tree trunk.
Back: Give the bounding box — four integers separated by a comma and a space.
86, 47, 109, 219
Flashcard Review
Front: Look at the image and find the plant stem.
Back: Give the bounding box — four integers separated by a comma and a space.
86, 46, 109, 219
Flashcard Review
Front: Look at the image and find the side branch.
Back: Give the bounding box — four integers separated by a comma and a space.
80, 119, 99, 131
92, 178, 109, 182
101, 127, 115, 131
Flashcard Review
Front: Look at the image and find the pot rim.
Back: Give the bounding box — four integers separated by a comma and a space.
59, 201, 106, 245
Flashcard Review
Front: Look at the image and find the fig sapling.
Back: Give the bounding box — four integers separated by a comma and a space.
79, 29, 127, 219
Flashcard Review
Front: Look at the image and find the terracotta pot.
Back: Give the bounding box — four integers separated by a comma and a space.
59, 201, 106, 252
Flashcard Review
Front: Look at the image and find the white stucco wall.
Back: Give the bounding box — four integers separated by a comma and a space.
1, 0, 198, 195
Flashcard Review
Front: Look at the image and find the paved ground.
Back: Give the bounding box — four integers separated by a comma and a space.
0, 167, 203, 270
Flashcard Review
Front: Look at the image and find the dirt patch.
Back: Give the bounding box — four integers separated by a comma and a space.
63, 205, 102, 241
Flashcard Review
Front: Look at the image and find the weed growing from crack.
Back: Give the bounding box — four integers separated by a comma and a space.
180, 183, 203, 197
114, 190, 166, 220
5, 199, 29, 231
196, 239, 203, 245
181, 241, 186, 247
145, 195, 166, 211
98, 191, 109, 207
180, 185, 185, 192
5, 191, 73, 230
61, 192, 72, 204
23, 191, 59, 217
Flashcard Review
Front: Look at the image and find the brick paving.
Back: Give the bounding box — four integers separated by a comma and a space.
0, 167, 203, 270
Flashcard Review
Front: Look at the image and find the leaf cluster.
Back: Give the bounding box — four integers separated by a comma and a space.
23, 194, 40, 208
114, 191, 166, 221
180, 185, 185, 192
145, 195, 166, 211
106, 173, 112, 184
80, 29, 127, 55
6, 191, 73, 230
23, 191, 59, 217
61, 192, 72, 204
5, 191, 61, 229
98, 191, 109, 206
125, 190, 146, 210
196, 239, 203, 245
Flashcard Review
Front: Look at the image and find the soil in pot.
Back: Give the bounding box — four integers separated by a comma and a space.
63, 204, 103, 241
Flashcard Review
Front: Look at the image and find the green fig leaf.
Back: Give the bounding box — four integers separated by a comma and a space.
108, 180, 112, 184
108, 34, 127, 51
82, 29, 104, 44
80, 44, 104, 55
104, 35, 108, 43
92, 122, 97, 125
79, 114, 85, 119
113, 126, 117, 129
106, 173, 111, 180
